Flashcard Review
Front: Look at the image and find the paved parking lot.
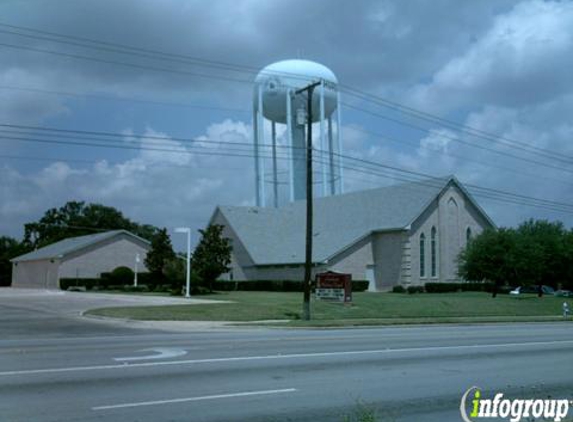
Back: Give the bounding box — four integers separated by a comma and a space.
0, 288, 223, 338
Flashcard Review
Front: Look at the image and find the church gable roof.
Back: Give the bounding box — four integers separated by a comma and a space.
11, 230, 149, 263
218, 176, 486, 266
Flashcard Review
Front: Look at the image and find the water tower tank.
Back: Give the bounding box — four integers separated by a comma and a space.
253, 60, 343, 207
254, 60, 339, 123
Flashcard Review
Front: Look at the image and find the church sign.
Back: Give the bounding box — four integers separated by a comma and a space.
315, 271, 352, 303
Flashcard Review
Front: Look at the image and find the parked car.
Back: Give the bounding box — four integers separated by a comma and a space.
554, 290, 573, 298
510, 285, 555, 296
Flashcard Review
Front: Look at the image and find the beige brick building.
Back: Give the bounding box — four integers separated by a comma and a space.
11, 230, 150, 289
211, 176, 495, 291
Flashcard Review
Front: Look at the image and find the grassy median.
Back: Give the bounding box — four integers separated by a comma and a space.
85, 291, 572, 326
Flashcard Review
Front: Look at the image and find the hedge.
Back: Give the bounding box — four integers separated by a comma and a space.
60, 277, 370, 293
424, 282, 496, 293
60, 273, 155, 291
212, 280, 370, 293
407, 285, 425, 294
60, 278, 101, 290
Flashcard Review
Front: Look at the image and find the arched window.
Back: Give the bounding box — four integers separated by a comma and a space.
419, 233, 426, 278
466, 227, 472, 243
431, 226, 437, 278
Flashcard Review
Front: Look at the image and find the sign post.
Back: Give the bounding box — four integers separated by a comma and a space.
315, 271, 352, 303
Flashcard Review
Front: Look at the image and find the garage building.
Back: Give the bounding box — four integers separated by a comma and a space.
11, 230, 150, 289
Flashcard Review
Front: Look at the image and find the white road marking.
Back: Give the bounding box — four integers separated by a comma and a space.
92, 388, 297, 410
2, 339, 573, 377
113, 348, 188, 362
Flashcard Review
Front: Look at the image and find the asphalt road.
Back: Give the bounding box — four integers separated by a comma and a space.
1, 291, 573, 422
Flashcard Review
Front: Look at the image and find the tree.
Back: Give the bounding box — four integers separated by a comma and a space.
0, 237, 30, 287
458, 228, 517, 297
145, 228, 176, 283
513, 220, 568, 296
564, 230, 573, 290
191, 224, 232, 293
24, 201, 158, 248
458, 219, 573, 298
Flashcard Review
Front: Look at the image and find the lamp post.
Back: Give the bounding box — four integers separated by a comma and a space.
134, 253, 140, 287
175, 227, 191, 298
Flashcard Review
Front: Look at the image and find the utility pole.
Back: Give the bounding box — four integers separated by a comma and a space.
295, 80, 321, 321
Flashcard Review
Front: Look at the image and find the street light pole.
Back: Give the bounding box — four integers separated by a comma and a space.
295, 80, 321, 321
175, 227, 191, 298
134, 253, 140, 287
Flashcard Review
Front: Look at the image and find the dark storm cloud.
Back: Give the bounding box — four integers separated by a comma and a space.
0, 0, 517, 101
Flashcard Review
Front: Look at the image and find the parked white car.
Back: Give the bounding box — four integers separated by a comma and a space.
510, 285, 555, 296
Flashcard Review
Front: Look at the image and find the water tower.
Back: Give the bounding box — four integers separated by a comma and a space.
253, 59, 343, 207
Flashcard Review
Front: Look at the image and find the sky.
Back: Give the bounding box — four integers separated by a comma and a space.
0, 0, 572, 251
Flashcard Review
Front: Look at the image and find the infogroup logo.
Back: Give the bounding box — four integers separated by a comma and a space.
460, 387, 571, 422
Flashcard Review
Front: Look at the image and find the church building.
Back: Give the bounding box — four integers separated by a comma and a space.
209, 176, 495, 291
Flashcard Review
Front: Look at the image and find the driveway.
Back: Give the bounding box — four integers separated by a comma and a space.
0, 288, 224, 339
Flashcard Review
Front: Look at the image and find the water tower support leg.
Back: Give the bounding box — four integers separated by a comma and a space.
336, 91, 344, 194
253, 104, 261, 206
328, 116, 335, 196
286, 89, 295, 203
257, 85, 266, 207
272, 122, 278, 208
320, 81, 327, 197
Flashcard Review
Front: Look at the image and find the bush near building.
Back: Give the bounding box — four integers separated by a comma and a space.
60, 276, 370, 293
212, 280, 369, 293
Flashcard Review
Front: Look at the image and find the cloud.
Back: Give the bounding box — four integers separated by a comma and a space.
123, 127, 192, 166
0, 68, 70, 125
0, 120, 254, 248
408, 0, 573, 111
0, 0, 572, 243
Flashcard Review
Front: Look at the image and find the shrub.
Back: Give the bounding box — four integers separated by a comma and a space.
122, 285, 149, 293
407, 285, 424, 294
60, 278, 100, 290
352, 280, 370, 292
190, 285, 212, 295
137, 272, 156, 288
150, 284, 173, 293
425, 283, 459, 293
424, 282, 496, 293
392, 285, 406, 293
210, 279, 369, 293
111, 266, 135, 285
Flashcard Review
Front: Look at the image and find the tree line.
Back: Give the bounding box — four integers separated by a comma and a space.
458, 219, 573, 297
0, 201, 231, 291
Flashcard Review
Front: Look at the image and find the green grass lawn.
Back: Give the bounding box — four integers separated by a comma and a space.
85, 291, 572, 326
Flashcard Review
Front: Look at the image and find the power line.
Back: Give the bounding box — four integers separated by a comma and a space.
5, 122, 573, 212
0, 85, 249, 113
0, 23, 570, 212
0, 123, 301, 152
0, 42, 254, 85
2, 20, 571, 166
1, 124, 572, 214
2, 83, 572, 190
0, 22, 261, 75
4, 39, 572, 178
342, 102, 573, 173
340, 85, 573, 163
344, 124, 573, 190
330, 153, 573, 213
